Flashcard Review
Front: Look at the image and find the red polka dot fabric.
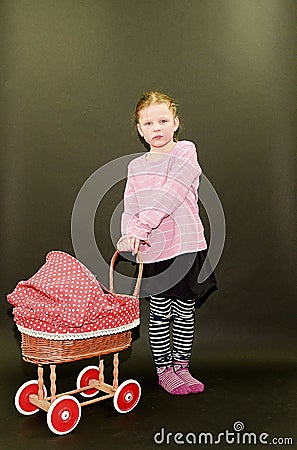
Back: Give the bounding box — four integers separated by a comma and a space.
7, 251, 140, 340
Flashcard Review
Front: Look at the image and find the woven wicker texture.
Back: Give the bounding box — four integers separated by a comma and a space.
21, 331, 132, 364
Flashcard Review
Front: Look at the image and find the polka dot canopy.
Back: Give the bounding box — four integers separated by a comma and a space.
7, 251, 140, 340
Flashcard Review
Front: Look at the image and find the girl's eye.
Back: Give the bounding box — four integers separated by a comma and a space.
161, 119, 168, 124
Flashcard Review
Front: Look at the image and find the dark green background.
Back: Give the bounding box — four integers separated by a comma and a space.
1, 1, 296, 449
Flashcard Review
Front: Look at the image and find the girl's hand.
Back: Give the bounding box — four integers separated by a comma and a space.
128, 235, 140, 255
116, 235, 140, 255
116, 235, 132, 252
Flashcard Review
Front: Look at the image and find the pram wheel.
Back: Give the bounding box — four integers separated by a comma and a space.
15, 380, 47, 415
113, 379, 141, 414
76, 365, 100, 397
47, 395, 81, 435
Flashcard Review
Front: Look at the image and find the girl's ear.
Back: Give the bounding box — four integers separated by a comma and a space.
137, 123, 143, 137
174, 116, 180, 131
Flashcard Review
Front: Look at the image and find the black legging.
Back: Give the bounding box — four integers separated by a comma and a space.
148, 296, 196, 368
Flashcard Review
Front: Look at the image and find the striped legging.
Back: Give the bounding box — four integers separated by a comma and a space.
149, 296, 196, 368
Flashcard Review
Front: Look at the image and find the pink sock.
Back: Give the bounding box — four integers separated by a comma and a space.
173, 361, 205, 394
157, 366, 191, 395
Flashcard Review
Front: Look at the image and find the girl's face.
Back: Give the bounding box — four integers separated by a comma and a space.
137, 102, 179, 152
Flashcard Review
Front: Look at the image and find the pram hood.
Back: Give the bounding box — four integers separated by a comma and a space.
7, 251, 140, 340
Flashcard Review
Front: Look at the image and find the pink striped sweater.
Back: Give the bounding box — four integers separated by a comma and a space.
121, 140, 207, 263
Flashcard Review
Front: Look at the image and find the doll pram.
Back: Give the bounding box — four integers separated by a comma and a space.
7, 250, 143, 435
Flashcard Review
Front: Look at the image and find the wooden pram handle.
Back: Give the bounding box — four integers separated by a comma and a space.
109, 250, 143, 298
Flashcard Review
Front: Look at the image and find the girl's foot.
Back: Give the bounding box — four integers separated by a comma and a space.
173, 361, 205, 394
157, 366, 191, 395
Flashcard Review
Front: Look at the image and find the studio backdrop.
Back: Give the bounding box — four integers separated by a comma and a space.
0, 0, 295, 447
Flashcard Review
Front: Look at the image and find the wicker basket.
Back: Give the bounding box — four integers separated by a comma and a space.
21, 331, 132, 364
20, 251, 143, 365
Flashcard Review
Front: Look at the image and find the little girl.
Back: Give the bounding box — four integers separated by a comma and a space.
117, 91, 217, 395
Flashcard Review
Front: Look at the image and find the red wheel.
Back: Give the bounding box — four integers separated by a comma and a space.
47, 395, 81, 435
76, 365, 100, 397
113, 379, 141, 414
14, 380, 47, 415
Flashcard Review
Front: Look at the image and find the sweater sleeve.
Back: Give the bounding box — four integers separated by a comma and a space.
121, 163, 141, 237
128, 142, 201, 242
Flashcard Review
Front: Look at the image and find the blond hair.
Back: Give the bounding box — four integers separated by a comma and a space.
133, 91, 181, 149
